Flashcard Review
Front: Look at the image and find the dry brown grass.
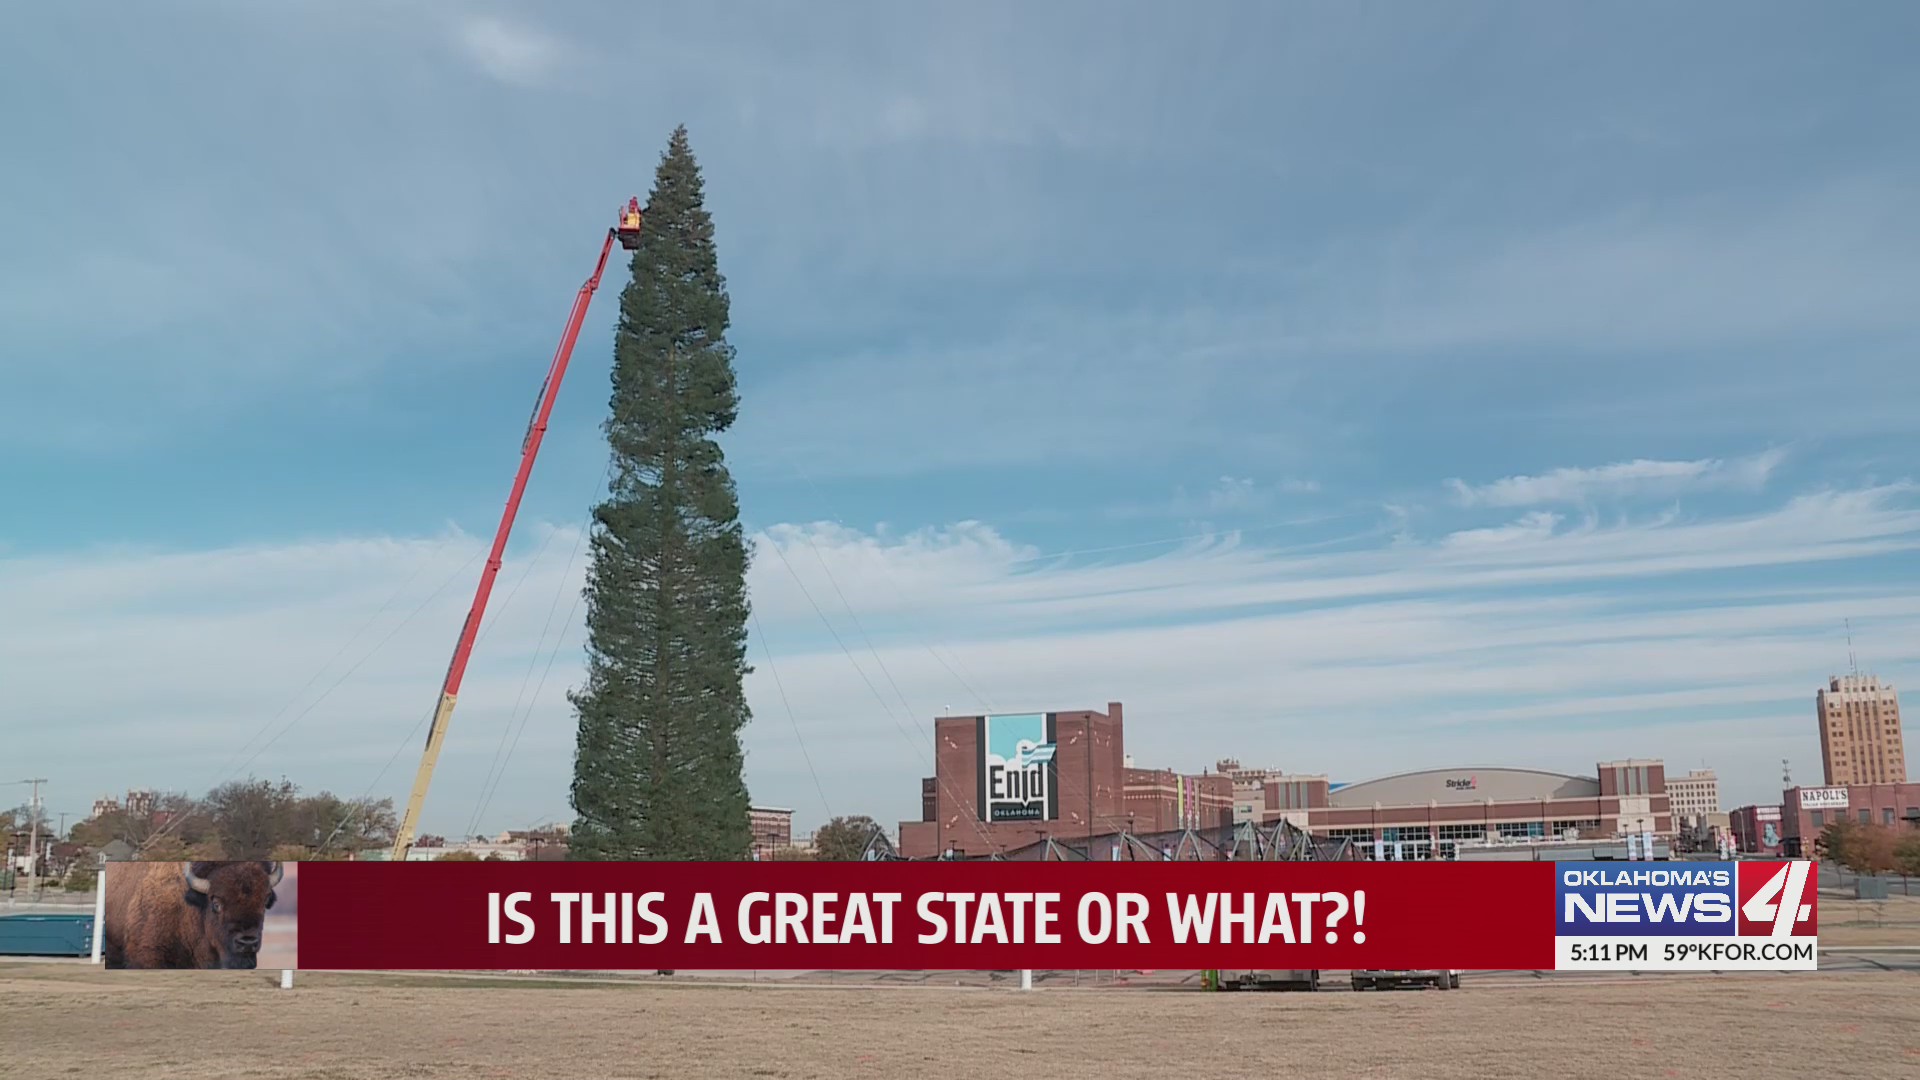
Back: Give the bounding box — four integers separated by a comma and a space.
1817, 894, 1920, 946
5, 964, 1918, 1080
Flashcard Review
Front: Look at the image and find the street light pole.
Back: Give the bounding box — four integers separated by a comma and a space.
19, 779, 47, 899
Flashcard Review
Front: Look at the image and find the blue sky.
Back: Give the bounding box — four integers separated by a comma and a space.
4, 1, 1918, 840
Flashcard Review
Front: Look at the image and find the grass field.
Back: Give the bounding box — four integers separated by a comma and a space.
1816, 893, 1920, 946
5, 964, 1917, 1080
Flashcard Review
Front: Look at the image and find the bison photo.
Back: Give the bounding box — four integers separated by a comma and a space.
102, 861, 284, 970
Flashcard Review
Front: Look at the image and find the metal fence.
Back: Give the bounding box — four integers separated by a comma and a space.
1818, 863, 1917, 896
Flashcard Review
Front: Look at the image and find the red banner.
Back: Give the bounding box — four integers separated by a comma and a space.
296, 861, 1554, 970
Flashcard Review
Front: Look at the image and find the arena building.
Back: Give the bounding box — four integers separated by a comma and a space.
1253, 762, 1672, 859
896, 702, 1675, 860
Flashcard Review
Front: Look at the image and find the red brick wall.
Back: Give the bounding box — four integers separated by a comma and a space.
1728, 805, 1785, 855
1261, 777, 1330, 812
900, 703, 1129, 858
1784, 782, 1920, 849
1122, 769, 1234, 832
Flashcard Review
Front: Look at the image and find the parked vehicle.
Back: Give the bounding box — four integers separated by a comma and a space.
1206, 968, 1322, 991
1351, 969, 1460, 990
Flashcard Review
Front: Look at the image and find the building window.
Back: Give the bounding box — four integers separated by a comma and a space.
1496, 821, 1545, 840
1435, 823, 1484, 841
1811, 811, 1824, 828
1859, 809, 1872, 824
1885, 808, 1896, 825
1326, 827, 1373, 842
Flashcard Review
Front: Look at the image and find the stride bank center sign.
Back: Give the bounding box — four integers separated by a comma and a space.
978, 713, 1060, 823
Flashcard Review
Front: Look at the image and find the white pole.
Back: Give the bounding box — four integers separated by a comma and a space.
24, 779, 44, 900
280, 969, 294, 990
1019, 969, 1033, 991
90, 864, 106, 964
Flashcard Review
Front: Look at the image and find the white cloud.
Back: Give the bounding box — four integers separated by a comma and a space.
452, 14, 567, 88
1205, 476, 1259, 512
7, 484, 1918, 837
1447, 448, 1788, 508
1097, 476, 1326, 522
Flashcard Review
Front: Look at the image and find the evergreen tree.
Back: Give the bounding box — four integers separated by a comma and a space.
569, 126, 754, 860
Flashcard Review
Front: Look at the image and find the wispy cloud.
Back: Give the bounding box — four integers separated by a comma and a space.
7, 483, 1915, 834
6, 4, 1915, 470
452, 14, 568, 87
1446, 449, 1788, 508
1194, 475, 1322, 510
1099, 476, 1325, 522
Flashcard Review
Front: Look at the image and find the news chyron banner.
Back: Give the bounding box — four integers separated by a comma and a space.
1554, 861, 1818, 971
259, 859, 1817, 973
292, 859, 1538, 970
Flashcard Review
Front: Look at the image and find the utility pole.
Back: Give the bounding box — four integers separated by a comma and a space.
19, 779, 46, 899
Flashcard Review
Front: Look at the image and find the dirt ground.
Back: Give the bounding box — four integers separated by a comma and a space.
6, 965, 1918, 1080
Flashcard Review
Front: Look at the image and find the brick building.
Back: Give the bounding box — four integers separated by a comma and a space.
899, 704, 1126, 858
1214, 759, 1292, 822
1122, 767, 1234, 833
748, 806, 794, 859
897, 702, 1238, 858
1779, 782, 1920, 857
1667, 769, 1720, 821
895, 703, 1675, 860
1818, 675, 1906, 786
1728, 804, 1786, 855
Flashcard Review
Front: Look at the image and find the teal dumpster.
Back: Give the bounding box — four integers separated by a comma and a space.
0, 914, 96, 957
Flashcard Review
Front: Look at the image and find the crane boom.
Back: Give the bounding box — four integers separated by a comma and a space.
389, 206, 639, 862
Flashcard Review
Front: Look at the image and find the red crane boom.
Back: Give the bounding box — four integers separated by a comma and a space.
390, 201, 643, 861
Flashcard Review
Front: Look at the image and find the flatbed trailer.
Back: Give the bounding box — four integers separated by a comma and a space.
1204, 968, 1322, 991
1351, 969, 1460, 991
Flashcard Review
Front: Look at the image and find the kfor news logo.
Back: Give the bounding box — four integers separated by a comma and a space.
1556, 860, 1818, 936
1552, 860, 1817, 970
1736, 861, 1817, 938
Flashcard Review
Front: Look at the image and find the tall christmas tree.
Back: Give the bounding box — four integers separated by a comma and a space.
569, 126, 753, 860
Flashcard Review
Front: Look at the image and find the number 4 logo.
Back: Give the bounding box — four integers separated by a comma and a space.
1742, 862, 1813, 937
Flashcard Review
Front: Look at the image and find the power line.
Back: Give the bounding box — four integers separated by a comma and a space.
464, 465, 611, 838
760, 537, 1002, 856
465, 582, 588, 839
750, 607, 832, 822
143, 541, 489, 853
210, 531, 461, 785
778, 461, 997, 711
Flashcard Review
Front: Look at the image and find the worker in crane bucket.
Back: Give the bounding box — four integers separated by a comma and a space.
617, 198, 644, 248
